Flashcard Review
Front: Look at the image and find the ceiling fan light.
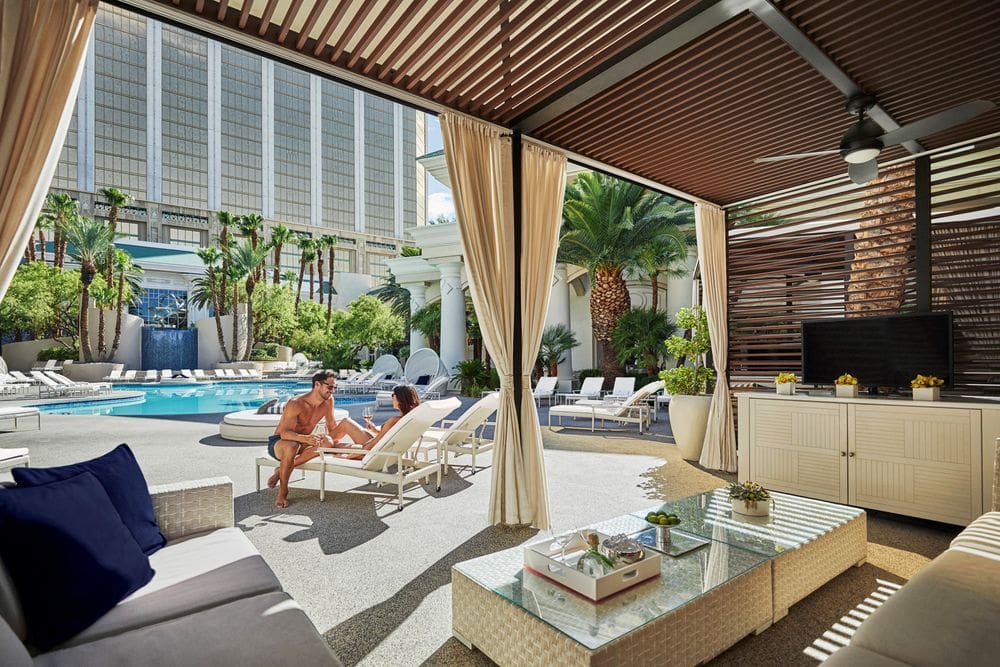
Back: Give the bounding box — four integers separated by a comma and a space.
843, 147, 881, 164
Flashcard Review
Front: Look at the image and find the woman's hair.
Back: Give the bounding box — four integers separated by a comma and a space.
392, 384, 420, 415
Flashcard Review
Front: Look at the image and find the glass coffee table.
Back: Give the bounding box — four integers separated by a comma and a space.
633, 489, 868, 622
452, 492, 867, 666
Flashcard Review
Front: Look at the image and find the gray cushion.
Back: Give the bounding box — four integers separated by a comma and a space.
56, 527, 281, 649
823, 645, 911, 667
36, 592, 341, 667
0, 616, 30, 667
850, 549, 1000, 666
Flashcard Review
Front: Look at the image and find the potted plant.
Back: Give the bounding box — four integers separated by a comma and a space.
774, 372, 798, 395
835, 373, 859, 398
660, 306, 713, 461
728, 481, 772, 517
911, 374, 944, 401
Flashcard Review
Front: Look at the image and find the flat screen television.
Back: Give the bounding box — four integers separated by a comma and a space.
801, 312, 953, 388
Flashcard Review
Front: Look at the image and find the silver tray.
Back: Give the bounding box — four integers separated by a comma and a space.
635, 528, 710, 557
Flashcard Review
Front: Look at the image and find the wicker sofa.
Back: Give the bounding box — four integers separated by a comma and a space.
1, 477, 341, 666
825, 446, 1000, 667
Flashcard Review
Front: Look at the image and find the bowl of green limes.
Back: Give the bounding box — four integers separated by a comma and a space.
644, 510, 681, 542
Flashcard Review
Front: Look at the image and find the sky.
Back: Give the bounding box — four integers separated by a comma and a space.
424, 114, 455, 223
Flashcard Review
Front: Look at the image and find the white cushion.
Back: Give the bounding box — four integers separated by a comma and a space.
0, 449, 28, 462
223, 408, 348, 427
950, 511, 1000, 561
0, 408, 37, 418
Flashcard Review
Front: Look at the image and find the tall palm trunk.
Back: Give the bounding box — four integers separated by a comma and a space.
230, 285, 240, 361
220, 227, 230, 314
591, 266, 631, 378
58, 235, 67, 268
243, 277, 256, 361
326, 247, 335, 322
650, 273, 659, 312
295, 255, 306, 310
24, 233, 36, 262
97, 307, 107, 358
316, 253, 324, 306
79, 264, 95, 362
104, 209, 117, 285
212, 278, 230, 362
308, 262, 315, 301
110, 271, 126, 358
272, 243, 283, 286
38, 230, 46, 263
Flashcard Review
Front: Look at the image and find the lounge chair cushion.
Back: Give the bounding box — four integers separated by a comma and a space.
34, 592, 341, 667
822, 645, 910, 667
0, 472, 154, 651
13, 444, 165, 555
848, 548, 1000, 666
59, 527, 281, 648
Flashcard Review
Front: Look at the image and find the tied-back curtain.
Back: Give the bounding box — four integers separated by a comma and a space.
696, 202, 737, 472
0, 0, 97, 301
516, 142, 567, 531
438, 113, 522, 524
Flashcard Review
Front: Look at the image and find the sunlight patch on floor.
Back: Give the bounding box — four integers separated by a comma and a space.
803, 578, 902, 662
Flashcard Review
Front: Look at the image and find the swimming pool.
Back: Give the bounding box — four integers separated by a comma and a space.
34, 381, 372, 416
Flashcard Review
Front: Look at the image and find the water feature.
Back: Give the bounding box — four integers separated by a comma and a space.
142, 327, 197, 370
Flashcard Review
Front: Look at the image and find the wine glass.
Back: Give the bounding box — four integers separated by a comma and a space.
548, 525, 579, 563
361, 405, 374, 426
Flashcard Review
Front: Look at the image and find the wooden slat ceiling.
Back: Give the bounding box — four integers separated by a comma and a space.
133, 0, 1000, 205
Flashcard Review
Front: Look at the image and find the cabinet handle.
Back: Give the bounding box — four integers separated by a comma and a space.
840, 451, 846, 457
849, 452, 856, 458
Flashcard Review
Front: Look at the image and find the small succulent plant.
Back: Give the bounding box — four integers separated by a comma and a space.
728, 481, 771, 509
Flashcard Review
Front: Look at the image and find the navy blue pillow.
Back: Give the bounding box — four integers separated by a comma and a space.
12, 444, 165, 555
415, 374, 431, 386
0, 472, 154, 650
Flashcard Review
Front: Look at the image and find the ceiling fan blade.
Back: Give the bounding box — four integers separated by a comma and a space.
754, 149, 839, 164
880, 99, 996, 146
849, 160, 879, 185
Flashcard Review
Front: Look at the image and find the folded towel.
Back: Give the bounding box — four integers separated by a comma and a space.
256, 399, 278, 414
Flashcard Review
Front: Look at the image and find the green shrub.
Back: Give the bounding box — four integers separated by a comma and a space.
249, 348, 275, 361
488, 368, 501, 390
454, 359, 489, 397
37, 345, 78, 362
577, 368, 603, 380
660, 306, 713, 395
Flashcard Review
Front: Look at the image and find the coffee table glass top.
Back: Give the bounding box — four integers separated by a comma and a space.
453, 513, 770, 650
633, 489, 864, 558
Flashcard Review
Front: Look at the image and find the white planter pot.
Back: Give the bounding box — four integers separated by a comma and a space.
62, 362, 121, 383
731, 497, 771, 517
913, 387, 940, 401
835, 384, 859, 398
669, 394, 712, 461
776, 383, 795, 396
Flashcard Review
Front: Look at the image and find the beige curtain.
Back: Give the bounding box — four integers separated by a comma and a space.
696, 202, 737, 472
440, 113, 563, 528
515, 142, 567, 531
0, 0, 97, 301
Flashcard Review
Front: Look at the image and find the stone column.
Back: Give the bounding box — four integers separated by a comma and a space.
545, 263, 574, 385
438, 261, 466, 374
408, 282, 428, 352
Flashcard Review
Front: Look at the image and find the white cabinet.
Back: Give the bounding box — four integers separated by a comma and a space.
739, 394, 991, 525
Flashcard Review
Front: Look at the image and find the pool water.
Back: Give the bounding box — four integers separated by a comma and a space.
34, 381, 371, 416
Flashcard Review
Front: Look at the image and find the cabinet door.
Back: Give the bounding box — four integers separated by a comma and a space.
749, 399, 847, 503
849, 405, 982, 525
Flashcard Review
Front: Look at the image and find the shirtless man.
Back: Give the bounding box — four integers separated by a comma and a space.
267, 370, 341, 508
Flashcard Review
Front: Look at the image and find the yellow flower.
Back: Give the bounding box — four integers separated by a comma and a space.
835, 373, 858, 385
910, 374, 944, 388
775, 372, 798, 384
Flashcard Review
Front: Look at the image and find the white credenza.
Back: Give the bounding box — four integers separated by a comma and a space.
737, 392, 1000, 525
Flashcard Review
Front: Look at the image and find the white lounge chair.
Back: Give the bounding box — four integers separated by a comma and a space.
142, 369, 158, 382
413, 392, 499, 474
103, 369, 123, 382
532, 376, 559, 405
180, 369, 195, 379
30, 371, 73, 396
254, 397, 461, 510
556, 376, 605, 404
605, 377, 636, 400
9, 371, 38, 385
548, 380, 665, 434
237, 369, 254, 380
375, 375, 450, 407
122, 370, 138, 381
0, 408, 40, 432
0, 447, 30, 472
192, 369, 209, 381
45, 371, 108, 394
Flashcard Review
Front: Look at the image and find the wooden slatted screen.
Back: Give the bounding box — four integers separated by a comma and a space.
727, 164, 918, 381
930, 138, 1000, 391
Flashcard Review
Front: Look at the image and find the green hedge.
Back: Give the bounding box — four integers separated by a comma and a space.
37, 346, 78, 362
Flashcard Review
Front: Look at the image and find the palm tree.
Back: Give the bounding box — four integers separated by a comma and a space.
193, 247, 230, 362
558, 171, 686, 377
99, 187, 131, 284
317, 234, 337, 315
538, 324, 580, 377
237, 213, 264, 282
369, 272, 411, 320
91, 284, 117, 359
610, 307, 677, 377
269, 224, 295, 286
227, 260, 247, 361
633, 225, 692, 312
281, 270, 297, 285
229, 239, 270, 360
315, 238, 326, 307
33, 212, 54, 262
45, 193, 78, 268
109, 249, 143, 361
294, 236, 316, 311
64, 217, 115, 362
216, 210, 237, 310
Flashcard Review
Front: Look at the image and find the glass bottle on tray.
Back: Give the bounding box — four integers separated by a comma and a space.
575, 532, 616, 576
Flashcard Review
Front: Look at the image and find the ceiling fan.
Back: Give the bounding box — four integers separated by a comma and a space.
754, 93, 996, 184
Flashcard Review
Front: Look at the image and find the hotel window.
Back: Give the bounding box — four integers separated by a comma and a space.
274, 64, 311, 225
116, 220, 144, 240
166, 226, 206, 248
364, 96, 394, 237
